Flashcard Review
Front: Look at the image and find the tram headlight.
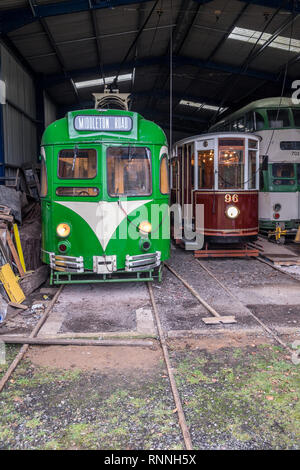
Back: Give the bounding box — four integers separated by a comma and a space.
225, 205, 240, 219
138, 220, 152, 234
56, 223, 71, 238
273, 203, 281, 212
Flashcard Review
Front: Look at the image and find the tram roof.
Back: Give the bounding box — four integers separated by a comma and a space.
41, 109, 167, 146
213, 97, 300, 127
173, 131, 260, 148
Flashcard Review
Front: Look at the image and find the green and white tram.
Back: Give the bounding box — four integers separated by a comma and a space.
40, 106, 170, 284
210, 97, 300, 241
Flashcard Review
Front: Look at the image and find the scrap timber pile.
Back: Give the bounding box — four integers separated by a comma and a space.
0, 172, 48, 330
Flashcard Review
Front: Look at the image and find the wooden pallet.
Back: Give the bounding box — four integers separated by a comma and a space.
250, 237, 300, 266
194, 246, 259, 258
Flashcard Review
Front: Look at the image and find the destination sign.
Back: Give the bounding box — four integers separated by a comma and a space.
74, 115, 132, 132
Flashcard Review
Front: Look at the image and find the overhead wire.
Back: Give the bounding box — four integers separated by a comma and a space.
111, 0, 159, 89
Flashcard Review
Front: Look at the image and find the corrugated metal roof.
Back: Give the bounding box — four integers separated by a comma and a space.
0, 0, 298, 137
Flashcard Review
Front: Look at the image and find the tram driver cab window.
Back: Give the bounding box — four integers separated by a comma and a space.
58, 149, 97, 179
107, 146, 151, 196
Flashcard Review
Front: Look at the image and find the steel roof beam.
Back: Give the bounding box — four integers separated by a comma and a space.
27, 2, 80, 103
0, 0, 155, 34
173, 3, 249, 115
133, 89, 220, 107
237, 0, 300, 12
88, 0, 105, 85
43, 54, 279, 87
58, 100, 207, 124
147, 0, 202, 110
1, 1, 299, 35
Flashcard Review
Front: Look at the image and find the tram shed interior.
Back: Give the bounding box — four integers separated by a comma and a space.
0, 0, 300, 452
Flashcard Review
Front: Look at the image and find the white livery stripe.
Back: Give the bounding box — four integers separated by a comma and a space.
55, 200, 152, 250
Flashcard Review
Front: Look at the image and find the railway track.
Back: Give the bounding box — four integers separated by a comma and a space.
163, 258, 294, 355
0, 253, 298, 449
0, 277, 194, 450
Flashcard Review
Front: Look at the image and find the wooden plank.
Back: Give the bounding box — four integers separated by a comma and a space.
8, 302, 28, 310
6, 230, 25, 277
273, 260, 300, 266
0, 336, 154, 348
13, 224, 26, 273
0, 263, 25, 303
39, 287, 59, 295
19, 265, 49, 296
0, 214, 13, 222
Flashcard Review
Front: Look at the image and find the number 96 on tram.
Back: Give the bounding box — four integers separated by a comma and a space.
171, 133, 260, 249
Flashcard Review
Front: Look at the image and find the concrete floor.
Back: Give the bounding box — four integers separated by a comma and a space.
36, 243, 300, 341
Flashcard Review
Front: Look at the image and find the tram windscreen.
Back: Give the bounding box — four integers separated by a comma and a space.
218, 140, 244, 189
292, 109, 300, 127
267, 109, 290, 128
58, 149, 97, 179
107, 146, 151, 196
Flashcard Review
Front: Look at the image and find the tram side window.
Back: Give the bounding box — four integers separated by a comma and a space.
160, 154, 169, 195
171, 159, 178, 189
198, 150, 214, 189
248, 150, 257, 189
218, 139, 244, 189
245, 112, 254, 132
272, 163, 295, 185
237, 117, 245, 131
188, 145, 194, 188
56, 187, 99, 197
292, 109, 300, 127
254, 111, 265, 130
58, 149, 97, 179
40, 148, 48, 197
107, 146, 151, 196
267, 109, 290, 128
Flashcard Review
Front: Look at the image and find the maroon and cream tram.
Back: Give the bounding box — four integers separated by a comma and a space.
171, 133, 260, 256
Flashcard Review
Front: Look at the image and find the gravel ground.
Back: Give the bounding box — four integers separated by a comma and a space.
152, 245, 300, 334
0, 246, 299, 450
170, 342, 300, 450
1, 339, 299, 450
0, 345, 183, 450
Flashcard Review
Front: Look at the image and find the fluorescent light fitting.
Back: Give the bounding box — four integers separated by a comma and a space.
180, 99, 227, 113
75, 73, 133, 89
229, 27, 300, 53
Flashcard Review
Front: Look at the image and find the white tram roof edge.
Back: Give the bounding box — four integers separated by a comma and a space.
172, 132, 260, 149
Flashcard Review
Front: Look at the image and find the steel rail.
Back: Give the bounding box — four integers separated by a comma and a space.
147, 282, 193, 450
194, 259, 293, 354
0, 285, 64, 393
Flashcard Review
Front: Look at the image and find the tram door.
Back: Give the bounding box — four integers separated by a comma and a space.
179, 143, 194, 217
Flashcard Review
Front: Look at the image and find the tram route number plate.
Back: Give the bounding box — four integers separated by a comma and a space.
225, 194, 239, 203
74, 115, 133, 132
